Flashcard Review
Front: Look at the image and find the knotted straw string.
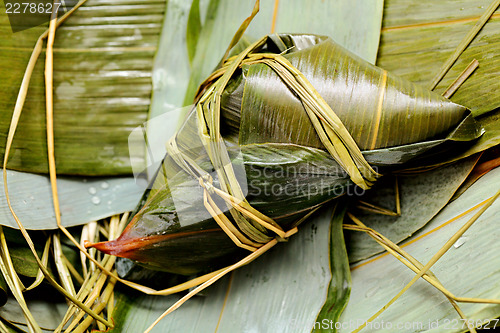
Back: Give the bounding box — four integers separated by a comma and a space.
165, 35, 380, 251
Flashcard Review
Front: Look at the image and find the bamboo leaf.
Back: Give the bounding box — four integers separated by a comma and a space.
0, 0, 167, 229
341, 166, 500, 332
9, 246, 40, 278
267, 0, 383, 64
182, 0, 384, 105
109, 278, 229, 332
0, 292, 67, 331
0, 171, 144, 229
91, 143, 352, 274
455, 108, 500, 161
377, 0, 500, 116
0, 273, 7, 307
211, 206, 338, 333
428, 0, 500, 90
313, 203, 351, 333
346, 156, 478, 263
233, 35, 477, 152
182, 0, 274, 105
148, 0, 193, 122
109, 206, 339, 333
0, 0, 166, 175
0, 228, 52, 279
186, 0, 202, 65
0, 319, 24, 333
376, 0, 500, 170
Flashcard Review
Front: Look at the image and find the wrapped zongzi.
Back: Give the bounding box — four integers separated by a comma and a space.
88, 34, 482, 276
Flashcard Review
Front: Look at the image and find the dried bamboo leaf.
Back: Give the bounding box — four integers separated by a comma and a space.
52, 234, 76, 297
25, 237, 51, 291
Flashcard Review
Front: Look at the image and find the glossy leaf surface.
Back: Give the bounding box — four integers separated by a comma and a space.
377, 0, 500, 116
0, 0, 165, 175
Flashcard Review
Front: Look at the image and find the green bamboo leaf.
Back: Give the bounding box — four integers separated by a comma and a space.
91, 142, 352, 274
265, 0, 383, 64
0, 318, 24, 333
9, 246, 40, 278
181, 0, 385, 105
377, 0, 500, 116
2, 229, 53, 279
186, 0, 202, 65
0, 291, 68, 331
341, 166, 500, 332
97, 56, 481, 271
374, 0, 500, 167
0, 0, 166, 175
234, 35, 477, 152
0, 273, 7, 308
313, 203, 351, 333
454, 108, 500, 161
111, 207, 352, 333
346, 156, 478, 263
0, 171, 144, 229
147, 0, 193, 128
109, 277, 229, 332
109, 205, 340, 332
0, 1, 164, 230
181, 0, 273, 105
148, 0, 385, 187
210, 206, 339, 333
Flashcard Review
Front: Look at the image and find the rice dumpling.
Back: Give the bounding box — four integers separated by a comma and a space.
87, 34, 482, 275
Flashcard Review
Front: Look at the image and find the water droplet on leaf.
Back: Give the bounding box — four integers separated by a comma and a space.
454, 236, 467, 248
